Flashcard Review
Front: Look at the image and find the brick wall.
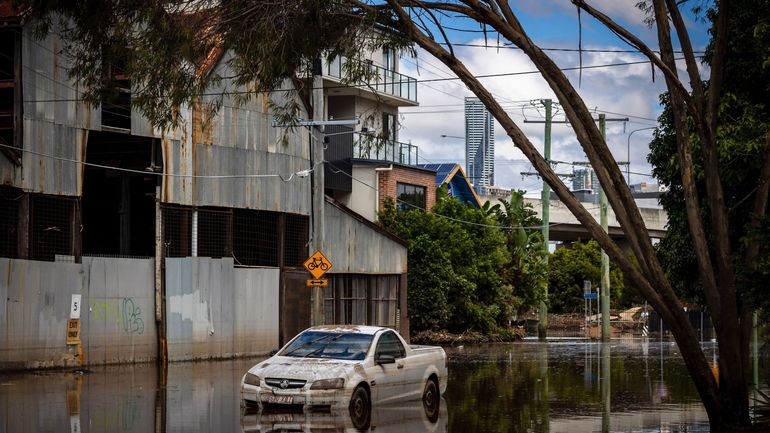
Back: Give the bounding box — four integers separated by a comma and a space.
378, 166, 436, 212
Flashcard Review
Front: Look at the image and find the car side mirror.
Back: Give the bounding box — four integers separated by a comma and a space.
269, 348, 279, 356
376, 354, 396, 365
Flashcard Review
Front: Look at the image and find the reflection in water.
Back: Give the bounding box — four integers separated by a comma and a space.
241, 399, 447, 433
0, 340, 767, 432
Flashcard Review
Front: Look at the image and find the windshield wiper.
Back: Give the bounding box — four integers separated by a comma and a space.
303, 333, 346, 358
282, 334, 333, 357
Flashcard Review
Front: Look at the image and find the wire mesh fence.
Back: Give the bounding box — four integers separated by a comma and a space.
0, 186, 21, 259
162, 204, 308, 267
0, 192, 309, 266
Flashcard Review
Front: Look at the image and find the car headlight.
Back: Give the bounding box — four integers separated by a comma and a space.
244, 373, 260, 387
310, 378, 345, 390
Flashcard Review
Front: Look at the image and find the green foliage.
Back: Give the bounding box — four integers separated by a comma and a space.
547, 240, 625, 313
25, 0, 414, 129
492, 191, 548, 314
649, 0, 770, 309
378, 189, 512, 333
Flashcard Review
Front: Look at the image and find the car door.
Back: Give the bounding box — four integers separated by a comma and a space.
370, 331, 406, 403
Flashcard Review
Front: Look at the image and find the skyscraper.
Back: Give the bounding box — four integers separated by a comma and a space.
572, 167, 600, 193
464, 97, 494, 193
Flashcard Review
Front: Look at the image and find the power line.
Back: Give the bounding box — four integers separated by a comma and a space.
0, 141, 316, 181
438, 41, 706, 55
20, 57, 690, 104
324, 160, 564, 231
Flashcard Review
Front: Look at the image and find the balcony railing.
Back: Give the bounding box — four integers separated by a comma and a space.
323, 56, 418, 103
353, 135, 420, 166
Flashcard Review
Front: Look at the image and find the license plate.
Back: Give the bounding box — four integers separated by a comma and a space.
267, 395, 294, 404
267, 414, 295, 422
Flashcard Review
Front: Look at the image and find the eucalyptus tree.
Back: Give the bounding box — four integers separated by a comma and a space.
24, 0, 769, 429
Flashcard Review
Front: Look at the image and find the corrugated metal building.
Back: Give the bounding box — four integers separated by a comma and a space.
0, 18, 408, 369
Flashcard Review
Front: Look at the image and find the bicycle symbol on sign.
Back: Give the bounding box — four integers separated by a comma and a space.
304, 250, 333, 279
306, 257, 330, 271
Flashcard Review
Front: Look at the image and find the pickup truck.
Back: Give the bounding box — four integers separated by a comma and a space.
241, 325, 447, 422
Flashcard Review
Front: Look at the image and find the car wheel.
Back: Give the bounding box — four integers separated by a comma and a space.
349, 385, 371, 430
422, 378, 440, 422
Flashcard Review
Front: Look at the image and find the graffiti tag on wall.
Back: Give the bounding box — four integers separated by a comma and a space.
90, 298, 145, 335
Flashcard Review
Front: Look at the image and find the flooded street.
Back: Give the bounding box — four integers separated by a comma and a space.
1, 339, 766, 432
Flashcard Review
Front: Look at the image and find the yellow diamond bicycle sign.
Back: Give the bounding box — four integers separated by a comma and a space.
303, 250, 333, 279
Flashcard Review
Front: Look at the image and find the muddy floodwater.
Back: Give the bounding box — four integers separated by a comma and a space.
1, 339, 767, 432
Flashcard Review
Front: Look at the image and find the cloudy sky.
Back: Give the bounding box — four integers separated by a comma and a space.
394, 1, 711, 194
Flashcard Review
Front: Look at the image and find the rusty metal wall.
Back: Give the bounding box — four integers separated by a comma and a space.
0, 257, 158, 370
165, 257, 279, 361
324, 199, 408, 274
7, 28, 312, 214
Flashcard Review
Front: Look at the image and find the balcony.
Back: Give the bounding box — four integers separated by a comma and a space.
353, 134, 420, 166
322, 56, 418, 106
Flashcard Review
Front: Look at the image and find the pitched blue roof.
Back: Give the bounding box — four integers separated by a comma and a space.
418, 163, 481, 208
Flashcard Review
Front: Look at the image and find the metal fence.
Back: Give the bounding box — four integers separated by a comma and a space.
323, 56, 417, 103
163, 204, 308, 268
353, 134, 420, 166
0, 186, 77, 262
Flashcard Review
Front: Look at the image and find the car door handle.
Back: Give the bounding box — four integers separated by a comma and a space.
397, 364, 404, 369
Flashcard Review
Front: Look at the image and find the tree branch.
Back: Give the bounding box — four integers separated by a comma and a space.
572, 0, 694, 109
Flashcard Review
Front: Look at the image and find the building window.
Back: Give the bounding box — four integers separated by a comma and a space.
382, 112, 396, 141
383, 48, 396, 72
396, 183, 426, 212
324, 274, 400, 327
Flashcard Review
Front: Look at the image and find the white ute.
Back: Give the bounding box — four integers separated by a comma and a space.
241, 326, 447, 419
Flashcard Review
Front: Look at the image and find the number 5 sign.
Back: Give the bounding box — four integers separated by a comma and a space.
70, 294, 82, 320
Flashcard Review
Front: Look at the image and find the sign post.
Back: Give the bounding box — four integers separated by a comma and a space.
304, 250, 333, 325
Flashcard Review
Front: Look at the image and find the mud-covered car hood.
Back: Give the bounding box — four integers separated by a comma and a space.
249, 356, 361, 382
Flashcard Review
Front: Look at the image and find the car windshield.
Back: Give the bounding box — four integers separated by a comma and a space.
279, 331, 373, 360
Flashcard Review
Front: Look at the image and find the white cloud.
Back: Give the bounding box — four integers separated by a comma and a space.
398, 40, 669, 192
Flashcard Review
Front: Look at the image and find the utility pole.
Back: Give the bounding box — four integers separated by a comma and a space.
272, 75, 359, 327
523, 107, 627, 341
598, 114, 611, 342
539, 99, 552, 340
311, 75, 325, 326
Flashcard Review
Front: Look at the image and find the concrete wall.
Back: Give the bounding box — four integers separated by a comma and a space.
340, 165, 378, 221
165, 258, 279, 361
0, 257, 157, 369
524, 197, 668, 233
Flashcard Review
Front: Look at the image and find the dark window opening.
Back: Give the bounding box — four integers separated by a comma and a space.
382, 112, 396, 141
101, 57, 131, 130
30, 194, 74, 261
83, 132, 158, 257
283, 214, 309, 267
0, 186, 21, 259
233, 209, 279, 266
0, 28, 20, 152
197, 208, 232, 258
161, 205, 305, 266
396, 182, 425, 212
163, 206, 192, 258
